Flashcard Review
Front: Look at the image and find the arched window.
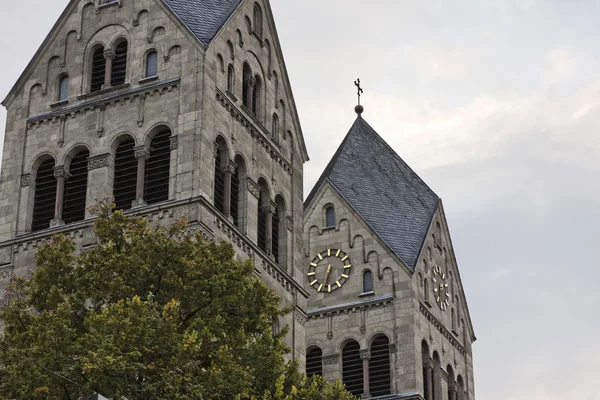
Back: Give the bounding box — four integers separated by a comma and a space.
63, 150, 89, 224
424, 278, 429, 302
58, 76, 69, 101
257, 179, 269, 253
145, 50, 158, 77
214, 140, 227, 214
113, 137, 137, 211
144, 129, 171, 205
111, 40, 128, 86
273, 195, 286, 267
232, 155, 247, 229
227, 64, 235, 92
422, 341, 431, 400
325, 205, 335, 227
457, 375, 465, 400
370, 335, 391, 397
31, 159, 57, 232
432, 352, 441, 400
243, 63, 252, 109
306, 347, 323, 379
447, 365, 456, 400
342, 340, 363, 397
90, 46, 106, 92
272, 113, 279, 142
451, 308, 457, 331
252, 75, 262, 117
363, 270, 373, 293
253, 3, 263, 37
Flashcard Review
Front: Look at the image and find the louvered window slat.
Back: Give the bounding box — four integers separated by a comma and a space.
114, 139, 137, 211
63, 150, 89, 224
144, 130, 170, 205
272, 204, 279, 263
31, 160, 57, 232
342, 341, 363, 396
214, 151, 225, 213
257, 192, 267, 252
369, 336, 391, 396
231, 165, 239, 226
111, 41, 127, 86
306, 348, 323, 379
90, 48, 106, 92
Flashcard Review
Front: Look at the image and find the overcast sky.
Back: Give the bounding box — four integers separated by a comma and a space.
1, 1, 600, 399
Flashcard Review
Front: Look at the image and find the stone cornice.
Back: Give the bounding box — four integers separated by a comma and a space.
419, 301, 468, 356
216, 88, 293, 176
26, 77, 181, 128
307, 294, 394, 319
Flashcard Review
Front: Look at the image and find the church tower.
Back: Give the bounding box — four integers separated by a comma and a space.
302, 106, 476, 399
0, 0, 310, 362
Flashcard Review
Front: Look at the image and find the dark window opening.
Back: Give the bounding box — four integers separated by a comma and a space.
144, 130, 171, 205
243, 63, 252, 109
58, 76, 69, 101
113, 138, 137, 211
363, 270, 373, 293
146, 50, 157, 77
214, 149, 225, 214
111, 41, 128, 86
272, 203, 279, 262
90, 47, 106, 92
31, 160, 57, 232
231, 163, 239, 226
63, 150, 89, 224
272, 113, 279, 142
253, 3, 263, 37
325, 206, 335, 227
306, 347, 323, 379
342, 340, 363, 397
227, 64, 235, 92
252, 76, 262, 116
257, 191, 267, 252
422, 344, 430, 400
370, 336, 391, 397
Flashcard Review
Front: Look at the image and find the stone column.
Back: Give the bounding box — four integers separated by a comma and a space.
86, 153, 113, 219
50, 165, 67, 227
449, 386, 457, 400
222, 160, 236, 219
360, 349, 371, 399
246, 76, 256, 111
265, 201, 276, 256
103, 50, 115, 89
132, 145, 149, 208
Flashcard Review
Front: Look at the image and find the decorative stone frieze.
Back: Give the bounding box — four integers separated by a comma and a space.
134, 145, 150, 160
360, 349, 371, 360
0, 246, 12, 266
322, 354, 339, 365
0, 267, 12, 282
286, 216, 293, 232
20, 174, 31, 187
53, 165, 67, 179
247, 178, 260, 199
169, 135, 179, 150
87, 154, 110, 170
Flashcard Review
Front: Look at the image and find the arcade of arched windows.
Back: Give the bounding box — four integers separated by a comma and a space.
26, 127, 176, 233
422, 340, 467, 400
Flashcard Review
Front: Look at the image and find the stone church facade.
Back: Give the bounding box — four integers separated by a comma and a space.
0, 1, 476, 399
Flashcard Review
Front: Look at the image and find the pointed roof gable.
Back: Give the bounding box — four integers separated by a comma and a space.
163, 0, 243, 45
305, 116, 439, 270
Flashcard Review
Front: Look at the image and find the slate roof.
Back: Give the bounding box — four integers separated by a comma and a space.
162, 0, 243, 45
305, 116, 439, 270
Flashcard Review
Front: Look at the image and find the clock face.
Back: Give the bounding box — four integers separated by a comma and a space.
432, 265, 450, 310
307, 249, 352, 293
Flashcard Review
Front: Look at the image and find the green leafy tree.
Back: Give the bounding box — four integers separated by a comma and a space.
0, 204, 355, 400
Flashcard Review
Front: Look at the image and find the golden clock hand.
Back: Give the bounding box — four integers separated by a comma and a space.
324, 265, 332, 285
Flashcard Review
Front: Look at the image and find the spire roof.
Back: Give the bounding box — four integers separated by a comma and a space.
305, 116, 439, 270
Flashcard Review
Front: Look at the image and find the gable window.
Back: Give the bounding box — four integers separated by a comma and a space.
31, 159, 57, 232
325, 205, 335, 228
145, 50, 158, 77
253, 3, 263, 38
111, 40, 128, 86
370, 335, 391, 397
58, 76, 69, 101
306, 347, 323, 378
90, 46, 106, 92
363, 270, 373, 293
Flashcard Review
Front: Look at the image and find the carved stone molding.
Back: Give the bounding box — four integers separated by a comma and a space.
103, 50, 115, 60
322, 354, 339, 365
169, 135, 179, 150
388, 343, 397, 353
53, 165, 67, 179
295, 310, 307, 326
134, 145, 150, 160
0, 267, 12, 282
247, 178, 260, 199
360, 349, 371, 360
87, 154, 110, 170
222, 160, 236, 174
420, 302, 467, 356
0, 246, 12, 266
20, 174, 31, 187
286, 216, 293, 232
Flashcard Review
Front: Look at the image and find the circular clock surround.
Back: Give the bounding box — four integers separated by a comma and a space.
432, 265, 450, 310
307, 249, 352, 293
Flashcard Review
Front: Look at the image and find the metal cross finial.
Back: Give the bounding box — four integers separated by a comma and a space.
354, 78, 363, 105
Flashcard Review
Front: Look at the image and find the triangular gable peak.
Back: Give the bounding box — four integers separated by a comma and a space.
305, 115, 439, 270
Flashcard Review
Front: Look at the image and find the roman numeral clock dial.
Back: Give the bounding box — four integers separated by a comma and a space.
432, 265, 450, 310
307, 249, 352, 293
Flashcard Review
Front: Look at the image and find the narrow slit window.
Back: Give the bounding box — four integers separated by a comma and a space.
90, 47, 106, 92
253, 3, 263, 37
31, 159, 57, 232
306, 347, 323, 379
113, 138, 137, 211
370, 336, 391, 396
144, 130, 171, 205
58, 76, 69, 101
146, 50, 158, 77
63, 150, 89, 224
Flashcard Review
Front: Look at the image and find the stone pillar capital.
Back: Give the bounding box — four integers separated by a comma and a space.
360, 349, 371, 360
103, 50, 115, 60
53, 165, 68, 179
134, 145, 150, 160
247, 76, 256, 87
263, 201, 277, 214
221, 160, 237, 174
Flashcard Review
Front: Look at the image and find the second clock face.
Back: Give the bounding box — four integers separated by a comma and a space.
307, 249, 352, 293
432, 265, 450, 310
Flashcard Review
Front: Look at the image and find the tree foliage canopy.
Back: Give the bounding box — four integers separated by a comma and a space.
0, 206, 355, 400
